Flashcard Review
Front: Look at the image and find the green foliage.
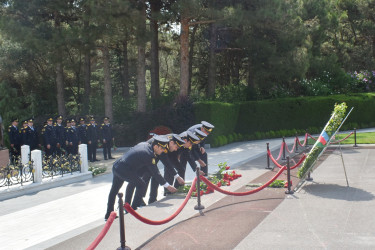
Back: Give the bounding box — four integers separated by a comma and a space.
269, 179, 286, 188
88, 165, 106, 176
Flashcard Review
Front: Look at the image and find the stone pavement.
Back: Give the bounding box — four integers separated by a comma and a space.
1, 130, 375, 249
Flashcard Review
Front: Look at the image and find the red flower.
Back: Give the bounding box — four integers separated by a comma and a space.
225, 166, 230, 170
227, 181, 231, 186
200, 190, 204, 196
217, 182, 222, 187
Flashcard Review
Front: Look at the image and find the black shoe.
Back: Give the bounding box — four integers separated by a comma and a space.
105, 211, 118, 221
140, 199, 146, 207
104, 158, 108, 160
95, 159, 100, 161
109, 157, 115, 159
90, 160, 95, 162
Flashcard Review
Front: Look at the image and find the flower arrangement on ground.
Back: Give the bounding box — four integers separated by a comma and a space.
177, 162, 242, 196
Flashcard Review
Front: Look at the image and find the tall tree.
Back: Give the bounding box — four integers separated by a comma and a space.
136, 0, 147, 112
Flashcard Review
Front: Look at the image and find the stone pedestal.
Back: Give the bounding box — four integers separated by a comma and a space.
79, 144, 88, 173
0, 149, 9, 167
21, 145, 30, 166
31, 150, 42, 183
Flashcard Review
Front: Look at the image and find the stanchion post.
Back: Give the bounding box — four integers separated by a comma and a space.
285, 156, 294, 194
282, 137, 286, 160
295, 133, 299, 153
266, 143, 271, 169
305, 130, 309, 148
354, 128, 358, 147
117, 193, 131, 250
194, 166, 205, 211
305, 171, 313, 181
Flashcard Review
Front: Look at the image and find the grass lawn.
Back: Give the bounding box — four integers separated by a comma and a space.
305, 131, 375, 145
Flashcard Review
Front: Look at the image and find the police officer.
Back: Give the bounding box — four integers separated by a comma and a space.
55, 115, 65, 155
69, 118, 79, 155
8, 118, 21, 162
100, 117, 114, 160
64, 119, 72, 154
172, 131, 204, 189
41, 117, 57, 157
104, 135, 177, 220
19, 120, 28, 146
187, 121, 215, 176
129, 134, 186, 205
22, 118, 40, 151
87, 116, 100, 162
78, 117, 88, 145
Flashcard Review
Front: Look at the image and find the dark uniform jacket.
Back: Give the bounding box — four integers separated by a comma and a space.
113, 142, 167, 186
23, 126, 39, 149
66, 126, 79, 145
187, 124, 206, 161
87, 124, 99, 143
55, 123, 65, 146
146, 136, 178, 176
8, 125, 21, 146
100, 123, 113, 141
78, 124, 88, 144
42, 124, 57, 146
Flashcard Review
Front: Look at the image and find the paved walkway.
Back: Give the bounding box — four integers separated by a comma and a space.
1, 129, 374, 249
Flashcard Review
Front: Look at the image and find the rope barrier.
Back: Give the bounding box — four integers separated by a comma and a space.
330, 132, 354, 144
267, 149, 306, 169
285, 138, 297, 153
296, 133, 308, 147
124, 178, 197, 225
200, 166, 286, 196
274, 142, 285, 161
86, 211, 117, 250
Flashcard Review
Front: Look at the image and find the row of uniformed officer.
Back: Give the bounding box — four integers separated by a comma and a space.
104, 121, 214, 220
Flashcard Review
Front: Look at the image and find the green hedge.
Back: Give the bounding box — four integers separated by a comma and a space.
195, 93, 375, 147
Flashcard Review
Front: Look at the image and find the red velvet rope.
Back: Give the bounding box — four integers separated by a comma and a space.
124, 178, 197, 225
200, 166, 286, 196
267, 149, 306, 170
274, 142, 285, 161
86, 211, 117, 250
297, 134, 308, 147
308, 134, 317, 141
285, 138, 297, 153
330, 132, 354, 144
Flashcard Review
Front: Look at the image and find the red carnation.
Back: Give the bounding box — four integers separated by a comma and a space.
225, 166, 230, 170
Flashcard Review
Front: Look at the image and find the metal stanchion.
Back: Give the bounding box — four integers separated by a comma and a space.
194, 166, 205, 210
354, 128, 358, 147
266, 143, 271, 169
305, 130, 309, 148
285, 156, 294, 194
117, 193, 131, 250
282, 137, 286, 160
305, 171, 313, 181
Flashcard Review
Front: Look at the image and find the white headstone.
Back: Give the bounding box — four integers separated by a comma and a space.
79, 144, 88, 173
31, 150, 42, 183
21, 145, 30, 166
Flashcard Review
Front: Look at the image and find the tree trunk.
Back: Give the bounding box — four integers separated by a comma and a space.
150, 18, 160, 103
188, 25, 198, 94
207, 23, 217, 97
56, 61, 66, 117
82, 50, 91, 114
122, 39, 130, 98
179, 17, 190, 98
247, 57, 255, 89
102, 45, 113, 121
137, 0, 147, 112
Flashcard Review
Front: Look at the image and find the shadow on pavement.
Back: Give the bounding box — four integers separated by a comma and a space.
304, 183, 374, 201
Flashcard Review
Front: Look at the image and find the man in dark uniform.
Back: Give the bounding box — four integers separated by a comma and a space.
41, 117, 57, 157
8, 118, 21, 162
187, 121, 215, 176
20, 120, 28, 146
22, 118, 40, 151
104, 135, 177, 220
128, 134, 186, 205
100, 117, 114, 160
55, 115, 65, 155
87, 116, 100, 162
78, 117, 88, 145
69, 118, 79, 155
171, 131, 205, 189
